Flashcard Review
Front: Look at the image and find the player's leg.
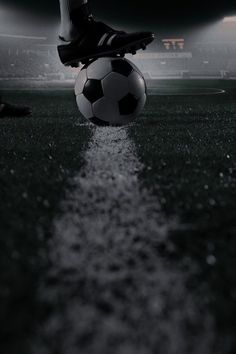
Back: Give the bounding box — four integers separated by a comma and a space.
59, 0, 91, 42
58, 0, 154, 66
0, 95, 31, 118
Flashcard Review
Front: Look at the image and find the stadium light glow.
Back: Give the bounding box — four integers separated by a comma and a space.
223, 16, 236, 23
0, 34, 47, 40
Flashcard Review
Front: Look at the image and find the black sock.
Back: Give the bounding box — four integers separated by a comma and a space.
70, 3, 93, 30
59, 0, 93, 41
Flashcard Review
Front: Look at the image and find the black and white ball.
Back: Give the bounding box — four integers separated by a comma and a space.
75, 57, 146, 126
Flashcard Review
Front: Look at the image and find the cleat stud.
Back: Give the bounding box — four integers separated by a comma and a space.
81, 60, 89, 65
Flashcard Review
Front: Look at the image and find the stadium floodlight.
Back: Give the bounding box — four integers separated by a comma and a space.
0, 33, 47, 40
223, 16, 236, 23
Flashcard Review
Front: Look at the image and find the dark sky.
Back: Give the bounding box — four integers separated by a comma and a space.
2, 0, 236, 31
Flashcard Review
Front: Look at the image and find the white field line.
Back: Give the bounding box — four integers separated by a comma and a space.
35, 127, 216, 354
52, 127, 170, 269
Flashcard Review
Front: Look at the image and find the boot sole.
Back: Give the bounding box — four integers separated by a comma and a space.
59, 34, 154, 67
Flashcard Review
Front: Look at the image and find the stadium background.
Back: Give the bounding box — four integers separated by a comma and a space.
0, 10, 236, 82
2, 0, 236, 28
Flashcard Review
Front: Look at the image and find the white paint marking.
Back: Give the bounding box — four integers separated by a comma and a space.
53, 127, 170, 264
35, 127, 216, 354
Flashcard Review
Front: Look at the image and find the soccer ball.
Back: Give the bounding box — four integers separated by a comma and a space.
75, 57, 147, 126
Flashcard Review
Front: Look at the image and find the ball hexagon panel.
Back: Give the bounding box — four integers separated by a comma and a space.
74, 68, 87, 96
87, 57, 113, 80
111, 58, 133, 77
119, 93, 138, 115
76, 94, 93, 119
83, 79, 104, 103
102, 72, 129, 101
128, 71, 146, 98
115, 114, 136, 126
93, 97, 120, 125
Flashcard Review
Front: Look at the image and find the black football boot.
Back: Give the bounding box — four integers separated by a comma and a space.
58, 5, 154, 67
0, 102, 31, 118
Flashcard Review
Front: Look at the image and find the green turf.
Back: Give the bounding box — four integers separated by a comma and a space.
0, 90, 91, 354
129, 82, 236, 353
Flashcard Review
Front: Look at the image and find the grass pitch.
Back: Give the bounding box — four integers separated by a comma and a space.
0, 89, 91, 353
0, 80, 235, 354
129, 80, 236, 352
